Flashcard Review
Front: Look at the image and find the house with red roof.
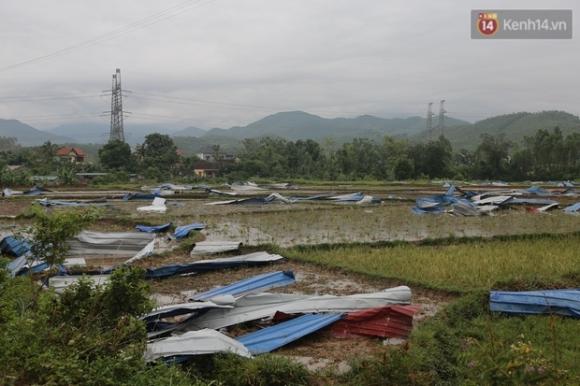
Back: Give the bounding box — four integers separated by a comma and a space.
56, 146, 86, 163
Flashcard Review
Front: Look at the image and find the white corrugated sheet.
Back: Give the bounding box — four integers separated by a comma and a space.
191, 241, 242, 256
137, 197, 167, 213
189, 286, 412, 330
145, 329, 251, 361
49, 274, 110, 293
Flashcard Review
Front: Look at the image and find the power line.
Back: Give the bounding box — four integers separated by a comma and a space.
0, 93, 104, 102
0, 0, 217, 73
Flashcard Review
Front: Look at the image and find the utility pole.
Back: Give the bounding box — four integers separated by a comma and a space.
109, 68, 125, 142
437, 99, 446, 137
426, 102, 434, 131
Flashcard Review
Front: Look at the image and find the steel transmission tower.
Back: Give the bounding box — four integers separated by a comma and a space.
426, 102, 434, 131
437, 99, 446, 136
109, 68, 125, 142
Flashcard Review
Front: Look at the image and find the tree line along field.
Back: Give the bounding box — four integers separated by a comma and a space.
1, 125, 579, 187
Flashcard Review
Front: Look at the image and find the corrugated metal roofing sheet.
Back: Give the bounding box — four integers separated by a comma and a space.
144, 251, 284, 279
237, 313, 342, 355
191, 241, 242, 255
68, 231, 155, 257
490, 289, 580, 318
0, 236, 31, 257
190, 286, 412, 330
173, 223, 206, 239
49, 274, 110, 293
136, 223, 172, 233
191, 271, 295, 301
330, 305, 420, 339
145, 329, 251, 362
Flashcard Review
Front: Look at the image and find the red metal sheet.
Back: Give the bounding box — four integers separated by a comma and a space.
330, 305, 420, 339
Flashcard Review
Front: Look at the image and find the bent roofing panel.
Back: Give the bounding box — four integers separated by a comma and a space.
137, 197, 167, 213
174, 223, 206, 239
525, 186, 550, 196
473, 195, 512, 205
0, 236, 31, 257
7, 255, 28, 277
136, 223, 172, 233
145, 252, 284, 279
330, 192, 364, 202
145, 329, 251, 362
37, 198, 108, 207
49, 274, 110, 293
142, 301, 233, 322
191, 241, 242, 255
68, 231, 155, 257
191, 271, 296, 301
330, 305, 419, 339
503, 198, 558, 206
490, 289, 580, 318
190, 286, 412, 330
563, 202, 580, 214
237, 313, 342, 355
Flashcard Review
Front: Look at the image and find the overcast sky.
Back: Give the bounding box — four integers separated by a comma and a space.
0, 0, 579, 130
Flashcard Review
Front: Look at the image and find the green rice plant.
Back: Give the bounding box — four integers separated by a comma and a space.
285, 233, 580, 292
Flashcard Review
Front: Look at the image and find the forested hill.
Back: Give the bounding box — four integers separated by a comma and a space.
415, 111, 580, 150
204, 111, 469, 140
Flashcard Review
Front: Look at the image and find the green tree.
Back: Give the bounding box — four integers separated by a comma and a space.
29, 207, 100, 268
473, 134, 512, 179
98, 140, 132, 171
139, 133, 178, 179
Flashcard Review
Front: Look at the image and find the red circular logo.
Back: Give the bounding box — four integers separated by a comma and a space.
478, 13, 499, 36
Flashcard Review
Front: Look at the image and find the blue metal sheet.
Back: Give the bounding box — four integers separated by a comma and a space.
330, 192, 365, 202
173, 223, 206, 239
563, 202, 580, 214
525, 186, 550, 196
136, 223, 172, 233
490, 289, 580, 318
192, 271, 295, 301
0, 236, 31, 257
144, 253, 284, 279
237, 313, 342, 354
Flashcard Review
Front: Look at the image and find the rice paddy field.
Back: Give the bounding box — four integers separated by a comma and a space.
1, 181, 579, 385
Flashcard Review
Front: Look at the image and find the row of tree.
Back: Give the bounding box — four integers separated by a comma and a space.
1, 127, 578, 184
227, 127, 579, 181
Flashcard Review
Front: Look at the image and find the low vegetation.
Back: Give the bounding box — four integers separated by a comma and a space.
341, 292, 579, 385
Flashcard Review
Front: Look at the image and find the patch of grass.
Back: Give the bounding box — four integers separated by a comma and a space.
285, 233, 580, 292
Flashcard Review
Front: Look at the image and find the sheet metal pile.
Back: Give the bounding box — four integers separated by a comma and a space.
412, 184, 579, 216
142, 267, 417, 362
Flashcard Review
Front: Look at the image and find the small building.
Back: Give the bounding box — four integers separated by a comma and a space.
56, 147, 86, 163
192, 160, 219, 178
196, 152, 237, 162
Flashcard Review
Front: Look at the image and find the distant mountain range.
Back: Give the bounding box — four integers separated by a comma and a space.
203, 111, 469, 140
1, 110, 579, 149
0, 119, 72, 146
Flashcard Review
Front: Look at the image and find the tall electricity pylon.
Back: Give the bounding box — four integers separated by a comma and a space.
109, 68, 125, 142
437, 99, 446, 136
